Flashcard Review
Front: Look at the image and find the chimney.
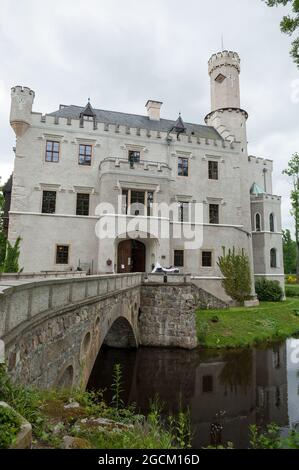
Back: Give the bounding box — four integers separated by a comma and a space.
145, 100, 162, 121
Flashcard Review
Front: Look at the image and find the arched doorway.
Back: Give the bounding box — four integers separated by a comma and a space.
117, 239, 146, 273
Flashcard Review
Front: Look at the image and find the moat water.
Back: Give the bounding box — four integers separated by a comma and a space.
87, 338, 299, 449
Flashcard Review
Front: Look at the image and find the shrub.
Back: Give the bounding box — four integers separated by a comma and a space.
0, 405, 21, 449
287, 275, 297, 284
255, 279, 283, 302
217, 247, 251, 303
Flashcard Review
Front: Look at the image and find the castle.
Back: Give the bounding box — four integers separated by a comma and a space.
8, 51, 284, 299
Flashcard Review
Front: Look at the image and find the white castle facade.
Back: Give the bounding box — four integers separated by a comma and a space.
8, 50, 284, 299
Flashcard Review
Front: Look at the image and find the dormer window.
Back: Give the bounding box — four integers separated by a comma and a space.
79, 100, 97, 129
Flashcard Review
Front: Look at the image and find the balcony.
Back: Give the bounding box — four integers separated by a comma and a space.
99, 157, 172, 179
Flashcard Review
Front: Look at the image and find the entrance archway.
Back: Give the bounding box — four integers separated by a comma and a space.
117, 239, 146, 273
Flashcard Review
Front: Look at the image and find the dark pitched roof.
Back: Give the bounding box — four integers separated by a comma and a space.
49, 105, 223, 141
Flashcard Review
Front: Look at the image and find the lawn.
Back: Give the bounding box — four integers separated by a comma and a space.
196, 298, 299, 349
285, 283, 299, 297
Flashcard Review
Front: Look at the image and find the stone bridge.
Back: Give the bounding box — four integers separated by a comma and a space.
0, 273, 226, 389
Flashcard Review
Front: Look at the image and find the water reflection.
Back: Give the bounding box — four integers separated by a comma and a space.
88, 339, 299, 448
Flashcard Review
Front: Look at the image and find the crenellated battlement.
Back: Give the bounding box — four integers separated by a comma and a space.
208, 50, 240, 75
31, 112, 241, 152
11, 85, 35, 98
10, 85, 35, 136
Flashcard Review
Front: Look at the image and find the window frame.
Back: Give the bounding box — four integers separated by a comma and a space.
270, 248, 277, 268
208, 161, 219, 180
41, 190, 57, 214
78, 144, 93, 166
255, 212, 261, 232
55, 244, 70, 265
201, 250, 213, 268
45, 140, 60, 163
177, 157, 189, 177
76, 193, 90, 216
174, 249, 184, 267
269, 213, 275, 232
128, 150, 141, 168
209, 204, 219, 224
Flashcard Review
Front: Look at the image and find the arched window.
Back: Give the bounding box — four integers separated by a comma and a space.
255, 213, 261, 231
270, 248, 277, 268
270, 213, 275, 232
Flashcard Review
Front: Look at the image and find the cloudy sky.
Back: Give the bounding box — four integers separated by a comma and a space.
0, 0, 298, 232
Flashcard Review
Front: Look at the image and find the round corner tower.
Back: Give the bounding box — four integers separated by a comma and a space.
10, 86, 35, 137
205, 51, 248, 153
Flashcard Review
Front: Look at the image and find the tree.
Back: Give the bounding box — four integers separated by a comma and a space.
283, 153, 299, 281
217, 247, 252, 303
2, 237, 21, 273
262, 0, 299, 67
282, 229, 296, 273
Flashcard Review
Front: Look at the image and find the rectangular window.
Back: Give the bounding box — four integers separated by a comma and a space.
42, 191, 56, 214
128, 150, 140, 168
46, 141, 60, 162
178, 202, 189, 222
56, 245, 69, 264
79, 144, 92, 166
178, 157, 189, 176
147, 191, 154, 217
122, 189, 129, 214
131, 190, 145, 215
208, 161, 218, 180
174, 250, 184, 267
202, 251, 212, 267
76, 193, 90, 216
209, 204, 219, 224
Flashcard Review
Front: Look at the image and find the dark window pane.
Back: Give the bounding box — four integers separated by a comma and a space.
79, 144, 92, 166
178, 157, 188, 176
202, 251, 212, 267
56, 245, 69, 264
208, 161, 218, 180
209, 204, 219, 224
128, 150, 140, 168
42, 191, 56, 214
270, 213, 275, 232
45, 140, 60, 162
76, 193, 90, 216
131, 190, 145, 215
256, 213, 261, 231
270, 248, 277, 268
174, 250, 184, 267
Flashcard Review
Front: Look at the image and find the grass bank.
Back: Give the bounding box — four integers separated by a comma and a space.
196, 298, 299, 349
0, 366, 190, 449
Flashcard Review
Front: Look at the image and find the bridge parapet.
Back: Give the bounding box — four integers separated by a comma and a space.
0, 273, 142, 339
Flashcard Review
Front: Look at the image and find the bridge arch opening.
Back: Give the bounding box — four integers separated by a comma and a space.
87, 316, 137, 391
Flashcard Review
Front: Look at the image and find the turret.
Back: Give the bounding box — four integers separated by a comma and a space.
205, 51, 248, 153
10, 86, 35, 136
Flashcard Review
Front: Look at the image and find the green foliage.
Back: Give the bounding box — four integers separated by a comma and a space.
285, 283, 299, 296
0, 406, 21, 449
250, 423, 299, 449
255, 279, 283, 301
283, 153, 299, 279
283, 229, 296, 273
217, 247, 251, 303
263, 0, 299, 66
111, 363, 124, 410
2, 237, 21, 273
0, 232, 6, 269
196, 298, 299, 348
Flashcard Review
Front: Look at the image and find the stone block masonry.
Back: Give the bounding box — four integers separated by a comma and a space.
139, 283, 227, 349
